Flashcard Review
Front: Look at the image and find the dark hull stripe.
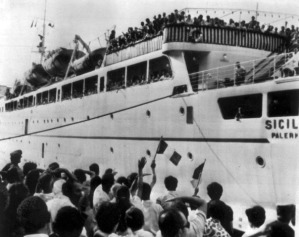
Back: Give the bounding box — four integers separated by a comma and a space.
33, 135, 270, 143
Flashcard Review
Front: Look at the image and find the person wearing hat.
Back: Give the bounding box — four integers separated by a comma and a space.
1, 150, 24, 182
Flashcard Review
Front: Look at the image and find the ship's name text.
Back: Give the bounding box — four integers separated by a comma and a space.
265, 119, 298, 139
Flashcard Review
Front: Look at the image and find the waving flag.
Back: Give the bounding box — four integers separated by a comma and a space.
156, 138, 182, 166
190, 160, 206, 188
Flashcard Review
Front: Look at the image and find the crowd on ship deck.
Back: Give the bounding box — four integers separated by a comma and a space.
0, 149, 296, 237
106, 9, 299, 54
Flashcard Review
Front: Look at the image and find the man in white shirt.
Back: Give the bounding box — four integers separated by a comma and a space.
93, 173, 114, 213
156, 176, 179, 209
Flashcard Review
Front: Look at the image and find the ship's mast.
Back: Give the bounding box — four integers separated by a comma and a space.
255, 2, 259, 21
40, 0, 47, 63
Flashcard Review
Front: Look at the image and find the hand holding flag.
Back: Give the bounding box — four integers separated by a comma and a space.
190, 160, 206, 190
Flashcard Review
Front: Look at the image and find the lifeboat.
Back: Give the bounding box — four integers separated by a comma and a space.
42, 48, 85, 77
25, 63, 50, 88
72, 48, 106, 75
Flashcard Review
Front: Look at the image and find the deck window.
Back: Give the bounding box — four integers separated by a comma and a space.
37, 93, 42, 105
49, 89, 57, 103
13, 101, 17, 110
19, 99, 24, 109
268, 90, 299, 117
127, 62, 147, 87
73, 80, 84, 98
218, 94, 262, 119
28, 96, 34, 107
62, 84, 72, 101
5, 103, 11, 111
24, 97, 28, 108
107, 68, 125, 91
149, 56, 172, 82
85, 76, 98, 95
99, 77, 105, 92
42, 91, 49, 104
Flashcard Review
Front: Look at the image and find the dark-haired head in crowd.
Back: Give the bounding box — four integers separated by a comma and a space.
245, 205, 266, 228
61, 180, 83, 207
206, 182, 234, 236
157, 175, 179, 209
4, 183, 29, 236
89, 176, 102, 208
126, 206, 154, 237
53, 206, 86, 237
23, 162, 37, 177
73, 169, 87, 184
94, 202, 120, 237
204, 200, 230, 237
116, 185, 132, 234
89, 163, 100, 177
158, 196, 207, 237
116, 176, 130, 187
25, 169, 42, 195
17, 196, 50, 236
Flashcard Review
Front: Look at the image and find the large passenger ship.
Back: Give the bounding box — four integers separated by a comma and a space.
0, 6, 299, 230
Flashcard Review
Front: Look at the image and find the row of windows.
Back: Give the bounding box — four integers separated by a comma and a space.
3, 56, 172, 111
218, 90, 299, 119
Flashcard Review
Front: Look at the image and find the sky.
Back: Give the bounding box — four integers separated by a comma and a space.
0, 0, 299, 87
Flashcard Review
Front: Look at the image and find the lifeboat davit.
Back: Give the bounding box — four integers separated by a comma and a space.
42, 48, 85, 77
72, 48, 106, 75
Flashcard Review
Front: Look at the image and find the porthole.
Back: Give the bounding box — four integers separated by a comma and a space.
146, 110, 151, 117
187, 152, 193, 159
110, 147, 114, 153
146, 150, 151, 156
256, 156, 265, 167
179, 107, 185, 115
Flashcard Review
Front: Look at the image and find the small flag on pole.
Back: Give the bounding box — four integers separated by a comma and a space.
190, 160, 206, 188
157, 139, 168, 154
156, 138, 182, 166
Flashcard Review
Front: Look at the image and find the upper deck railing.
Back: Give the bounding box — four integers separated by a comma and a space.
163, 25, 286, 52
189, 52, 298, 92
105, 25, 287, 65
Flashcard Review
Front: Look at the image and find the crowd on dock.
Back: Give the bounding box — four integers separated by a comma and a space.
106, 9, 299, 53
0, 150, 295, 237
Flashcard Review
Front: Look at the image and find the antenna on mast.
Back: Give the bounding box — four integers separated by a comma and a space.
255, 2, 259, 21
40, 0, 47, 63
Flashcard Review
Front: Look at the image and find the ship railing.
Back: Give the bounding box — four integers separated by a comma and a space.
189, 52, 295, 92
163, 24, 286, 52
105, 35, 163, 65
